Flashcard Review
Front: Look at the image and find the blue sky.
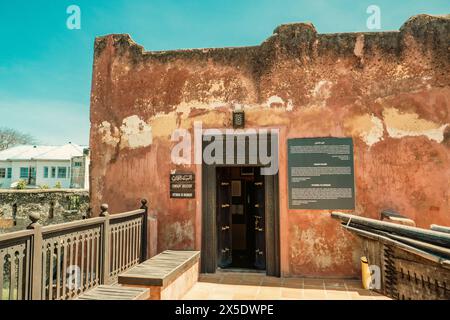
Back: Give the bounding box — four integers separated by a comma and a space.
0, 0, 448, 145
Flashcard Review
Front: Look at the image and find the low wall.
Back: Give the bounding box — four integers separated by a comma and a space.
0, 189, 89, 233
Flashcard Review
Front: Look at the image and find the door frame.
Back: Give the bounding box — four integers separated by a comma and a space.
200, 134, 280, 276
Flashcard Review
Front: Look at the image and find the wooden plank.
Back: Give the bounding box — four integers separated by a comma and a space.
76, 285, 149, 300
332, 212, 450, 247
118, 250, 200, 287
381, 210, 415, 226
430, 224, 450, 234
346, 222, 450, 258
380, 231, 450, 258
341, 224, 450, 267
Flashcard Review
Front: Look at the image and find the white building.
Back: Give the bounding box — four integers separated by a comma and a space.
0, 143, 89, 189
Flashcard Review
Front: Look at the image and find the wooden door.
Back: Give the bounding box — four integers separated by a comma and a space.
217, 169, 232, 268
252, 172, 266, 269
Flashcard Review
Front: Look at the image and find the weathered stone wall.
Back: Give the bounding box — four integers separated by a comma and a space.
0, 189, 89, 233
89, 14, 450, 277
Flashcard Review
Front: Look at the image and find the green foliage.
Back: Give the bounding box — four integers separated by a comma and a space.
16, 180, 27, 190
68, 195, 81, 210
39, 184, 49, 189
54, 181, 62, 189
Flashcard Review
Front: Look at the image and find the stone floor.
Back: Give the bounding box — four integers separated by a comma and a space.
182, 272, 391, 300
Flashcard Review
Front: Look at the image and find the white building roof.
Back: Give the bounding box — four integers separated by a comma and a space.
0, 143, 86, 161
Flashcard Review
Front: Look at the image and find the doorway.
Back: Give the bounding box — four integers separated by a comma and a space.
200, 131, 280, 276
216, 166, 266, 270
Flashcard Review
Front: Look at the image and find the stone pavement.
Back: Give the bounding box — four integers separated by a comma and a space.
182, 272, 391, 300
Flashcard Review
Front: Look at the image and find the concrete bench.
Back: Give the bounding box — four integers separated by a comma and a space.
118, 250, 200, 300
76, 285, 150, 300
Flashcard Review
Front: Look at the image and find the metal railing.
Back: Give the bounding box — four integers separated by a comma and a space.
0, 199, 149, 300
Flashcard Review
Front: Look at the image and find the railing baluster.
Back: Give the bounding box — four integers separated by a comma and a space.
27, 212, 43, 301
17, 250, 24, 300
100, 204, 110, 285
135, 220, 139, 263
141, 199, 148, 261
86, 233, 91, 289
56, 241, 61, 299
41, 245, 47, 299
123, 224, 127, 270
111, 226, 116, 277
90, 232, 95, 287
68, 237, 74, 299
131, 220, 135, 264
137, 220, 142, 262
117, 226, 120, 274
119, 224, 123, 272
0, 250, 4, 300
48, 242, 54, 300
8, 252, 14, 300
125, 222, 129, 269
24, 239, 30, 300
81, 234, 86, 293
62, 240, 67, 300
95, 231, 100, 285
74, 234, 79, 297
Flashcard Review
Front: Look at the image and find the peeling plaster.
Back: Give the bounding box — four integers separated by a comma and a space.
98, 116, 153, 149
120, 115, 153, 149
312, 80, 333, 103
98, 121, 120, 147
345, 114, 384, 147
383, 108, 448, 143
286, 99, 294, 111
266, 95, 285, 108
354, 34, 364, 58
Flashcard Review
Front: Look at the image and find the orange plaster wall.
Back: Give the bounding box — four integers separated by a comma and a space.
89, 15, 450, 277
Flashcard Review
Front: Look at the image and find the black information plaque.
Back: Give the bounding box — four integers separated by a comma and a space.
170, 173, 195, 199
288, 138, 355, 210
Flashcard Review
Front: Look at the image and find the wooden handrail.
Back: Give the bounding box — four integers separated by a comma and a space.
41, 217, 105, 234
109, 209, 145, 221
0, 198, 151, 301
0, 229, 34, 242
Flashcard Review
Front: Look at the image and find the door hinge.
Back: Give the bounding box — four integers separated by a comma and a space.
221, 225, 230, 231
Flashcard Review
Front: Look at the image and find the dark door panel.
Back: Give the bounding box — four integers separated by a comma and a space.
217, 169, 232, 268
253, 171, 266, 270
